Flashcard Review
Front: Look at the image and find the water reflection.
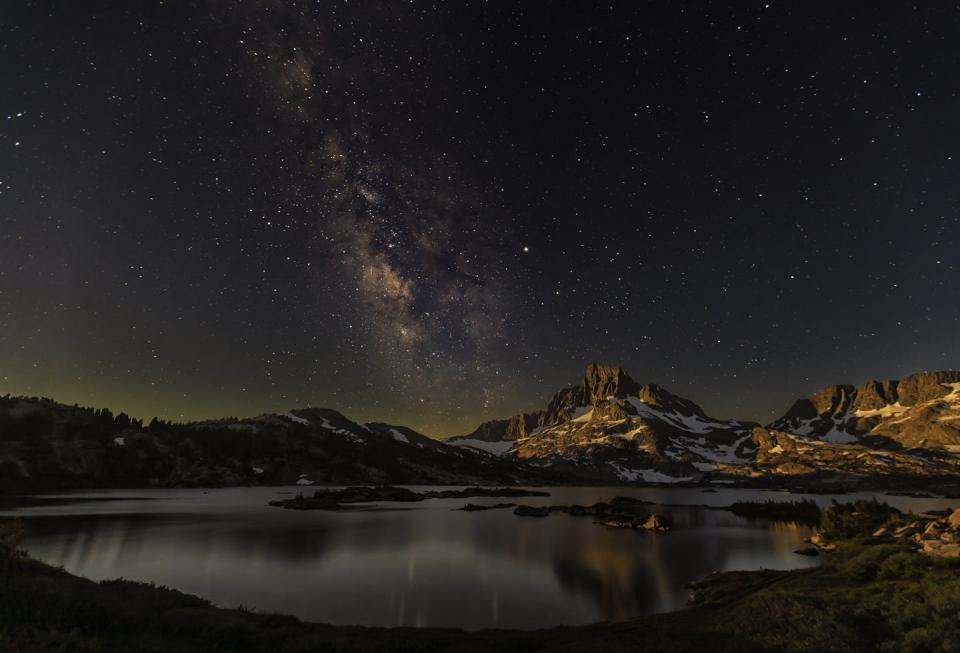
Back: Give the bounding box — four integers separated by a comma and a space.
3, 486, 950, 630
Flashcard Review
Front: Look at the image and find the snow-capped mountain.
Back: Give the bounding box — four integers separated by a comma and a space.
5, 367, 960, 491
448, 364, 758, 482
769, 371, 960, 450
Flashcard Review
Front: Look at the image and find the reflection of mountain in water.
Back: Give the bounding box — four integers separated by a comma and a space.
9, 487, 837, 629
552, 549, 661, 619
541, 507, 817, 620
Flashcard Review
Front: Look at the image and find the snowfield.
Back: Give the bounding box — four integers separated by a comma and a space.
448, 438, 515, 456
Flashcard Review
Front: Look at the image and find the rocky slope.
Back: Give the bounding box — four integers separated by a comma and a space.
770, 371, 960, 449
0, 397, 553, 489
447, 365, 960, 489
715, 426, 960, 488
448, 364, 758, 483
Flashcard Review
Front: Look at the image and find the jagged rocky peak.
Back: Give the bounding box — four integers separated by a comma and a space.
894, 371, 960, 405
582, 363, 641, 401
804, 371, 960, 416
551, 363, 713, 417
854, 379, 899, 411
771, 370, 960, 448
780, 398, 818, 422
453, 412, 540, 443
636, 383, 707, 418
810, 384, 856, 417
540, 364, 642, 425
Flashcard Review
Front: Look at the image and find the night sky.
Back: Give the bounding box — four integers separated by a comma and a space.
2, 2, 958, 436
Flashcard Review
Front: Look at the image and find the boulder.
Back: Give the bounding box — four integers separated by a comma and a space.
595, 513, 671, 532
921, 540, 960, 558
948, 508, 960, 530
922, 521, 943, 540
894, 522, 923, 538
640, 514, 672, 532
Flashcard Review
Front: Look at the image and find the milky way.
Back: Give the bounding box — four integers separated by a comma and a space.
1, 2, 958, 434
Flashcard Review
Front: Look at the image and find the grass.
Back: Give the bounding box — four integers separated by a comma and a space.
2, 503, 959, 652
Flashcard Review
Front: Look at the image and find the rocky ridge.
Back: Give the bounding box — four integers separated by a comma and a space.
3, 365, 960, 490
448, 365, 960, 489
449, 364, 759, 483
0, 397, 557, 489
770, 371, 960, 449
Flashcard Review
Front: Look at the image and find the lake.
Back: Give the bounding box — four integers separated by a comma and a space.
2, 486, 955, 630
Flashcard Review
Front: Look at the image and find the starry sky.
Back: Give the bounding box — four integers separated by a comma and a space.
1, 2, 958, 436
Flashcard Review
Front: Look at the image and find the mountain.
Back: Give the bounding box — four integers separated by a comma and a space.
736, 426, 960, 482
0, 396, 553, 490
4, 366, 960, 491
446, 364, 960, 491
769, 371, 960, 449
448, 364, 758, 483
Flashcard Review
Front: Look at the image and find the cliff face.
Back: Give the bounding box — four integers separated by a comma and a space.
448, 364, 758, 483
748, 426, 959, 479
770, 371, 960, 449
447, 366, 960, 486
452, 413, 540, 443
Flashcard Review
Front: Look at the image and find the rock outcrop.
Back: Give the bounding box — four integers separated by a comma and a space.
770, 371, 960, 448
863, 507, 960, 558
745, 426, 960, 480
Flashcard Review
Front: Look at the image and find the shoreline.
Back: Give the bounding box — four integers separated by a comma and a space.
2, 534, 956, 651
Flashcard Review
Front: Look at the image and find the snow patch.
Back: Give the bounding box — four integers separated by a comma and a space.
113, 436, 126, 446
609, 463, 693, 483
624, 397, 729, 434
284, 412, 311, 425
450, 438, 514, 456
780, 418, 817, 436
389, 428, 409, 443
570, 405, 594, 422
820, 427, 859, 444
942, 383, 960, 403
313, 414, 364, 443
854, 402, 909, 418
252, 466, 264, 475
677, 433, 755, 463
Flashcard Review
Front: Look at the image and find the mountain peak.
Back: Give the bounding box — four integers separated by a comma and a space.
582, 363, 641, 401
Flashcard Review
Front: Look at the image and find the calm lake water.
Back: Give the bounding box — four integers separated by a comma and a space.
2, 486, 956, 630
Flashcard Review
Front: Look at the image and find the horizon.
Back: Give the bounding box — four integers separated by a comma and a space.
4, 361, 958, 437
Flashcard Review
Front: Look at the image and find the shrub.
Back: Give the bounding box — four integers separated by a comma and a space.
838, 544, 901, 581
729, 499, 822, 525
819, 499, 901, 540
877, 552, 928, 581
0, 518, 26, 580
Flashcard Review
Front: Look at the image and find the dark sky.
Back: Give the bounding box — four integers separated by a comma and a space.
1, 2, 958, 436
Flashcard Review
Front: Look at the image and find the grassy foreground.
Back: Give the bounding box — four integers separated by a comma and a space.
2, 513, 960, 652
